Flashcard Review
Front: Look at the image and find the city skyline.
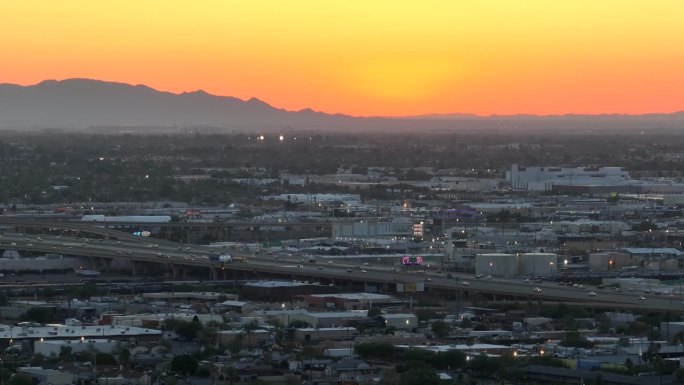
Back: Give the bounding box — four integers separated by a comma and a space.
2, 1, 683, 117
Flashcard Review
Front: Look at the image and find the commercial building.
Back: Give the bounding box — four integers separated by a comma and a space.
507, 165, 631, 191
242, 281, 340, 301
332, 218, 414, 239
34, 338, 118, 356
289, 311, 369, 328
292, 327, 358, 342
381, 314, 418, 330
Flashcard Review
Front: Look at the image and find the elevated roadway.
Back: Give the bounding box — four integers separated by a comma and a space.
0, 232, 680, 312
0, 217, 332, 230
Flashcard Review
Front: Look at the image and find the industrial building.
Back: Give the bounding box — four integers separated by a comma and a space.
475, 253, 558, 276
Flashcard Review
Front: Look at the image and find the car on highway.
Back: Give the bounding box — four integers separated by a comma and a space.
587, 291, 597, 296
462, 281, 470, 286
361, 270, 368, 274
639, 296, 647, 300
533, 287, 542, 293
346, 269, 353, 273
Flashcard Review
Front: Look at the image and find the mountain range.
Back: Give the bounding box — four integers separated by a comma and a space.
1, 78, 683, 132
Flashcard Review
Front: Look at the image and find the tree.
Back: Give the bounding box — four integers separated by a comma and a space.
367, 307, 382, 317
59, 346, 74, 362
118, 348, 131, 368
30, 353, 45, 367
174, 320, 204, 341
469, 353, 498, 377
560, 331, 594, 348
675, 368, 684, 382
223, 367, 239, 385
171, 354, 198, 375
95, 352, 118, 366
431, 350, 466, 370
398, 365, 440, 385
642, 342, 663, 371
414, 308, 437, 322
354, 342, 395, 361
595, 313, 611, 333
23, 307, 55, 323
430, 320, 451, 338
76, 283, 100, 299
8, 374, 33, 385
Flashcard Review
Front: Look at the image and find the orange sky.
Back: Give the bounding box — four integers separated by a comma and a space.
1, 0, 683, 116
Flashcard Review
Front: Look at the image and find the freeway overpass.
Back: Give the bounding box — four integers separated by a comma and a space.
0, 216, 331, 230
0, 232, 680, 312
0, 217, 331, 244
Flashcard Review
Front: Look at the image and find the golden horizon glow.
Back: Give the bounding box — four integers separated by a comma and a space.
1, 0, 683, 117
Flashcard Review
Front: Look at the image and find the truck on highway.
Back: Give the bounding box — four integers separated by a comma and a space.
76, 269, 101, 276
211, 254, 247, 263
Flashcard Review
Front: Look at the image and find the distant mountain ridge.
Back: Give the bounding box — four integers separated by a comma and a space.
0, 78, 683, 132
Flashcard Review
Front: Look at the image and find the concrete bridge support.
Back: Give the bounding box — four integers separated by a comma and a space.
169, 264, 188, 279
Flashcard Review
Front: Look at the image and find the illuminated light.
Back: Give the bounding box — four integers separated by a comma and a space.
279, 135, 284, 141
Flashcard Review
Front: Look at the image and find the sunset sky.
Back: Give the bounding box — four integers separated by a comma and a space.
1, 1, 683, 117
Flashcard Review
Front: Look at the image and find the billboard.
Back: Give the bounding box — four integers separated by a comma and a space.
402, 255, 424, 266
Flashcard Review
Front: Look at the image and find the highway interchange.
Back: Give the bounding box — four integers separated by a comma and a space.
0, 229, 682, 311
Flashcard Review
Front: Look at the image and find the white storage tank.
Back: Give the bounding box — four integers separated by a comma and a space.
518, 253, 558, 276
475, 253, 517, 276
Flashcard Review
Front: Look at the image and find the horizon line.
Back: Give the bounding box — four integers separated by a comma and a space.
3, 77, 683, 119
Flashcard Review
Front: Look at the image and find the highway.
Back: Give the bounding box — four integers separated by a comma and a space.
0, 217, 332, 229
0, 231, 681, 311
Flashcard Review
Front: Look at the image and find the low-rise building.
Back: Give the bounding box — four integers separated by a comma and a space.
289, 311, 369, 328
293, 327, 358, 342
381, 314, 418, 330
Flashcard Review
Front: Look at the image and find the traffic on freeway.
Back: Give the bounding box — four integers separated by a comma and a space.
0, 232, 681, 310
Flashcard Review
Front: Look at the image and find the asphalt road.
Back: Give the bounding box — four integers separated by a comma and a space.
0, 232, 681, 311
